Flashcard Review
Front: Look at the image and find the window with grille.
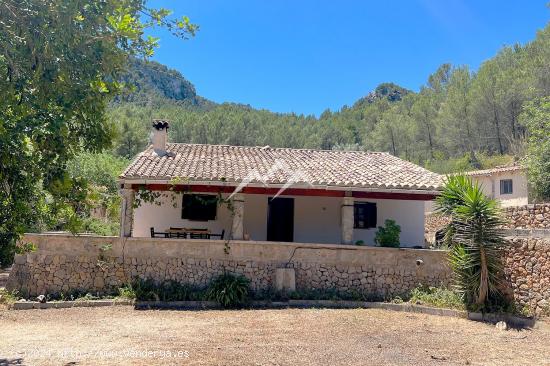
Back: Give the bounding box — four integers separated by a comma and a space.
354, 202, 377, 229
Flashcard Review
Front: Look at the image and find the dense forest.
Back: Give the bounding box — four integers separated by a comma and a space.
107, 23, 549, 174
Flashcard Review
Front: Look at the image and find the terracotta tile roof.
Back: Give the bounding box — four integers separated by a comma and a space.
464, 164, 524, 177
120, 144, 443, 192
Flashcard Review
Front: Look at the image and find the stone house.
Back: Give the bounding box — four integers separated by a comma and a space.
425, 164, 528, 213
118, 120, 443, 248
464, 165, 528, 207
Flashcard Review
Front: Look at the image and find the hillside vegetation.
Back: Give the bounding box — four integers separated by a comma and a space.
32, 22, 550, 239
108, 24, 549, 174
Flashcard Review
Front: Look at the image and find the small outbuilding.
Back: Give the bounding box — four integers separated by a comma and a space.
464, 165, 528, 207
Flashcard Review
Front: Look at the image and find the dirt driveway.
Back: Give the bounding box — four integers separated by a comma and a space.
0, 306, 549, 365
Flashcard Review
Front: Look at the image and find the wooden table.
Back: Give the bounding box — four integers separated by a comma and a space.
165, 228, 211, 238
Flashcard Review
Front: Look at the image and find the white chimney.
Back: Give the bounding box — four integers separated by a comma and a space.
152, 119, 169, 156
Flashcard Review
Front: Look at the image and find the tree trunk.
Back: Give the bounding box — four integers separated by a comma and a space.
426, 123, 434, 158
510, 100, 518, 140
389, 128, 397, 156
476, 246, 489, 305
463, 101, 473, 151
492, 103, 504, 154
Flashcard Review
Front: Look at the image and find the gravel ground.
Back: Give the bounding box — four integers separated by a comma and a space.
0, 306, 549, 365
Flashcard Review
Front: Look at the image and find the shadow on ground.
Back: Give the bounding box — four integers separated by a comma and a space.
0, 358, 24, 366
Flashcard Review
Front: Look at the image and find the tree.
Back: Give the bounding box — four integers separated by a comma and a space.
494, 46, 530, 142
371, 105, 415, 158
436, 176, 506, 308
411, 92, 439, 160
524, 23, 550, 97
439, 66, 475, 154
471, 60, 506, 154
115, 118, 149, 159
521, 97, 550, 201
0, 0, 196, 265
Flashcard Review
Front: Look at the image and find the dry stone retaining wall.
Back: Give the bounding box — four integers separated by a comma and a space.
502, 203, 550, 229
503, 236, 550, 316
9, 234, 549, 315
425, 203, 550, 243
7, 234, 451, 299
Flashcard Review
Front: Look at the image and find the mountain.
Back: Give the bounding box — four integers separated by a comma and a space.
354, 82, 411, 106
108, 23, 549, 172
114, 58, 216, 110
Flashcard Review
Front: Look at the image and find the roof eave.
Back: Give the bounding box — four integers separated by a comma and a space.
118, 177, 442, 196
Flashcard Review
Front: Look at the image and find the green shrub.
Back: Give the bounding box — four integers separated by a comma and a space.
374, 219, 401, 248
130, 278, 205, 301
0, 233, 18, 267
409, 285, 465, 310
250, 286, 280, 301
288, 288, 342, 301
206, 273, 250, 307
117, 285, 137, 300
82, 218, 119, 236
521, 97, 550, 200
0, 289, 20, 306
286, 288, 384, 302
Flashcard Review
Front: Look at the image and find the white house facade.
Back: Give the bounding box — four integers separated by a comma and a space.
464, 165, 528, 207
119, 120, 443, 248
425, 164, 528, 213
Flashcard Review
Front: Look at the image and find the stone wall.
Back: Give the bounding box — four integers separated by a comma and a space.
8, 234, 550, 315
425, 203, 550, 240
424, 213, 451, 244
7, 234, 451, 298
501, 203, 550, 229
503, 236, 550, 316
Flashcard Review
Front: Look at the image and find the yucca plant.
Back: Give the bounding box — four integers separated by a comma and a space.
206, 273, 250, 308
435, 175, 507, 307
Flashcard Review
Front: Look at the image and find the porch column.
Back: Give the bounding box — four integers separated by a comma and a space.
119, 185, 135, 237
231, 193, 244, 240
341, 196, 354, 244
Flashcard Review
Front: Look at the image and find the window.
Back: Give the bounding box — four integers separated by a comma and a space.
354, 202, 377, 229
181, 194, 217, 221
500, 179, 513, 195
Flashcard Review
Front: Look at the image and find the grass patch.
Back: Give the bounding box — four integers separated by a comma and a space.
408, 285, 465, 310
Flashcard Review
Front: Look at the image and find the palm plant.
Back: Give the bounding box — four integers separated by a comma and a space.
435, 175, 506, 307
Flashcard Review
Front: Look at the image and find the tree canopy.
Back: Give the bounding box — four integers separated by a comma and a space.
521, 97, 550, 201
0, 0, 196, 264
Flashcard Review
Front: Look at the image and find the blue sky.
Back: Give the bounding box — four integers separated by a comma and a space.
147, 1, 548, 116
